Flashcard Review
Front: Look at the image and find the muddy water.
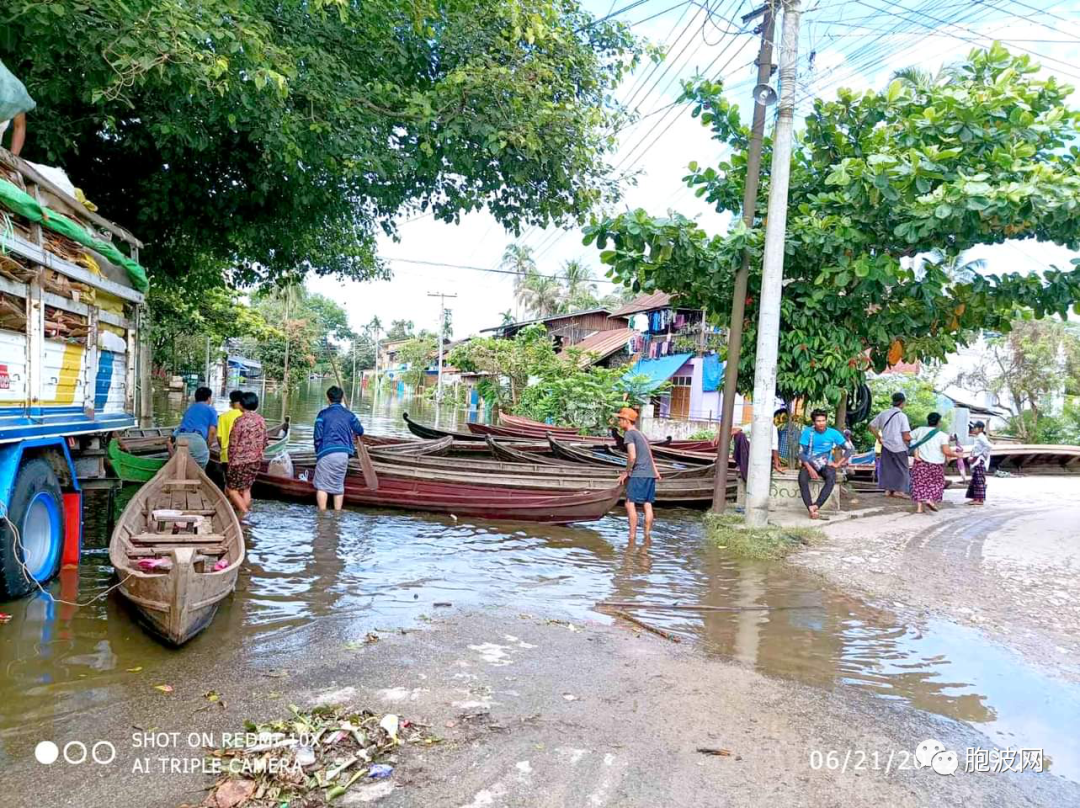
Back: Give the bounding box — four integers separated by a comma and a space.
1, 383, 1077, 781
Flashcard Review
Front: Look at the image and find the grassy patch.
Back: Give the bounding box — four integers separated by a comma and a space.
705, 513, 823, 560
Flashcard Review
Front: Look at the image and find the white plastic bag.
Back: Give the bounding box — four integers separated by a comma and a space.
267, 452, 294, 479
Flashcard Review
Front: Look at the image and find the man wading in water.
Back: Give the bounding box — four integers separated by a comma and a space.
615, 407, 661, 543
313, 386, 365, 511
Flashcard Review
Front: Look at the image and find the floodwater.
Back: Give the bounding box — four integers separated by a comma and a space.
1, 382, 1078, 782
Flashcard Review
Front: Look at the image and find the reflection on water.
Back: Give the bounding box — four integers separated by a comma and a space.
0, 382, 1077, 782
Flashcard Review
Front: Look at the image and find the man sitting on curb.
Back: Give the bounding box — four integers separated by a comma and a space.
798, 408, 854, 520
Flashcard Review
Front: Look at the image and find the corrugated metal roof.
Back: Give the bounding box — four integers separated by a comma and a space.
607, 291, 674, 318
480, 307, 615, 333
559, 328, 635, 366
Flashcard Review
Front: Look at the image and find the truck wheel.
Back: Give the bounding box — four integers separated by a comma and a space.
0, 458, 66, 599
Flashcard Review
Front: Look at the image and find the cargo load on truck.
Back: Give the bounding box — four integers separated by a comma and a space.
0, 145, 149, 598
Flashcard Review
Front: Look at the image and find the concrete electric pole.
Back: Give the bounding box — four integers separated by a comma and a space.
428, 291, 457, 403
745, 0, 802, 528
712, 1, 778, 513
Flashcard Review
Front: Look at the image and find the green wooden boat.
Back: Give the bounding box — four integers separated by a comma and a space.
107, 418, 291, 483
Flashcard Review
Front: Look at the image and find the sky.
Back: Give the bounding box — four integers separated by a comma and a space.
308, 0, 1080, 341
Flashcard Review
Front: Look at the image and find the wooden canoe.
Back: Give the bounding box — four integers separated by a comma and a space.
109, 420, 290, 483
403, 412, 487, 441
109, 441, 245, 645
255, 465, 623, 523
365, 436, 453, 457
486, 436, 574, 466
322, 456, 729, 505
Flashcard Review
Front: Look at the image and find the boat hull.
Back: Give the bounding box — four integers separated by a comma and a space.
109, 442, 245, 646
109, 420, 290, 483
255, 467, 622, 524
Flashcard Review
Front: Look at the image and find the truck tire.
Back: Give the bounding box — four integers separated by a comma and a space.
0, 458, 66, 599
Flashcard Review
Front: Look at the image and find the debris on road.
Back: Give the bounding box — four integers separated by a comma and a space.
189, 703, 437, 807
696, 747, 733, 757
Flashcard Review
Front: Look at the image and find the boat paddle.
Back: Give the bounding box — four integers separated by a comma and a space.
355, 436, 379, 491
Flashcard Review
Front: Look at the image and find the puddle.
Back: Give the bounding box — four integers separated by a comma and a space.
1, 384, 1077, 782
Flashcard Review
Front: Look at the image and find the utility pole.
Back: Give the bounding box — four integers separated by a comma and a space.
712, 1, 777, 513
281, 285, 291, 418
427, 291, 457, 403
745, 0, 802, 527
204, 336, 211, 390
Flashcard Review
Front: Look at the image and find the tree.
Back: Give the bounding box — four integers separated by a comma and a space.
5, 0, 641, 288
953, 320, 1080, 441
449, 325, 650, 431
562, 259, 598, 311
449, 325, 559, 408
386, 320, 415, 341
237, 286, 351, 385
503, 243, 538, 320
517, 269, 564, 318
441, 308, 454, 341
148, 284, 271, 374
584, 45, 1080, 411
500, 310, 515, 325
398, 333, 439, 391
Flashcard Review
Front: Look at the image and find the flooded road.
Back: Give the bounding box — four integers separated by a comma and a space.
1, 383, 1078, 783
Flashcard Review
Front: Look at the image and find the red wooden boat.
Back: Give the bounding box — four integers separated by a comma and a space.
254, 466, 623, 524
498, 413, 582, 436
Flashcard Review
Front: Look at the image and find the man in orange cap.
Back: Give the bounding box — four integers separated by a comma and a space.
615, 406, 661, 543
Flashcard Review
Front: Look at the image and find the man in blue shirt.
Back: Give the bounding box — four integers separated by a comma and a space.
170, 386, 218, 468
313, 386, 365, 511
798, 408, 853, 519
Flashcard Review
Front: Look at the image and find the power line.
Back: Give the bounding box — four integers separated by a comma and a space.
382, 256, 623, 285
856, 0, 1080, 82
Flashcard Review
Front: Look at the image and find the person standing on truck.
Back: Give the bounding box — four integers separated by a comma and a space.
0, 59, 35, 156
216, 390, 245, 477
313, 386, 365, 511
170, 386, 218, 469
615, 406, 661, 544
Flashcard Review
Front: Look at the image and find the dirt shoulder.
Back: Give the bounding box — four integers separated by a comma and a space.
780, 475, 1080, 682
8, 610, 1075, 808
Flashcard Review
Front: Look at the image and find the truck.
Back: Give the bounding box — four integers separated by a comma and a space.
0, 146, 151, 599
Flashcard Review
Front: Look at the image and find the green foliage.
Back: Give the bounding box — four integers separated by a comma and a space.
234, 286, 351, 386
148, 284, 271, 374
398, 333, 439, 390
705, 514, 821, 561
5, 0, 641, 287
584, 45, 1080, 410
386, 320, 415, 341
961, 319, 1080, 441
1004, 405, 1080, 444
448, 324, 558, 408
517, 366, 652, 434
449, 324, 648, 432
849, 375, 945, 450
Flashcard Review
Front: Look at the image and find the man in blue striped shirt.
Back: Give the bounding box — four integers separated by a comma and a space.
313, 386, 365, 511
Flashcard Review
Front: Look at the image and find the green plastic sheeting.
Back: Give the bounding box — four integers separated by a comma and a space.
0, 177, 149, 293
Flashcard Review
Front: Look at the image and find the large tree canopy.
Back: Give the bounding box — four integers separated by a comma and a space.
585, 44, 1080, 406
4, 0, 640, 287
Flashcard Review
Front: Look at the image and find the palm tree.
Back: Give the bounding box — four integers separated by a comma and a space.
500, 310, 514, 325
518, 270, 563, 318
920, 249, 986, 283
501, 243, 537, 320
562, 259, 597, 312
